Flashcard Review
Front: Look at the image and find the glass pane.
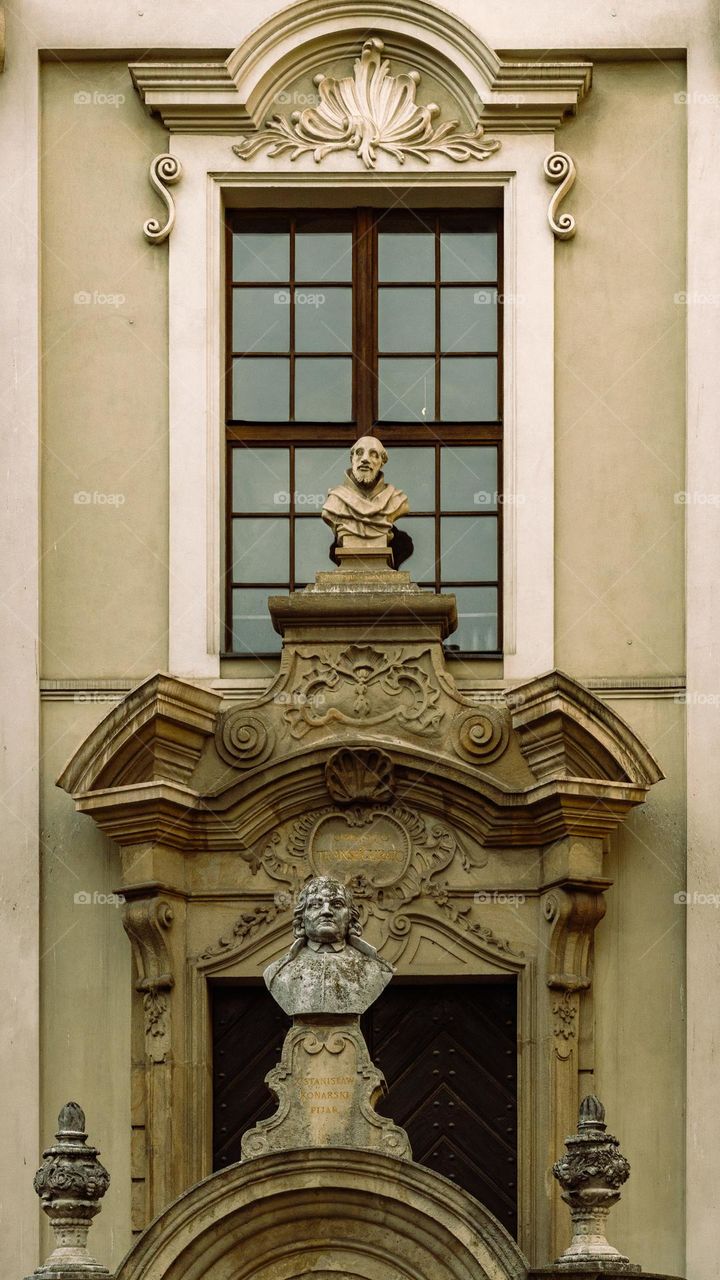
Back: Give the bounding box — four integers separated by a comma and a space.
441, 288, 497, 353
386, 446, 435, 510
231, 587, 281, 654
232, 448, 289, 513
294, 358, 352, 421
295, 517, 336, 579
232, 288, 289, 352
232, 358, 289, 421
441, 230, 497, 282
378, 358, 435, 422
295, 289, 352, 352
441, 516, 497, 580
401, 516, 435, 581
440, 357, 497, 421
296, 232, 352, 282
447, 587, 498, 652
378, 288, 435, 352
441, 447, 497, 511
378, 231, 435, 281
231, 517, 289, 581
232, 232, 289, 283
296, 447, 348, 507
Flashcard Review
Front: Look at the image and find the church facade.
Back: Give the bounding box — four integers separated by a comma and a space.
2, 1, 718, 1278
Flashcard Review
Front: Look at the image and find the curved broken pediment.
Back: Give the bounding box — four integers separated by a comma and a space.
130, 0, 591, 136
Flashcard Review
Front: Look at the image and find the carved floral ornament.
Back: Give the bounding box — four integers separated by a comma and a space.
232, 38, 501, 170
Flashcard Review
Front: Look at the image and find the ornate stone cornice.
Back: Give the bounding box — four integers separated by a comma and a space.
130, 0, 591, 135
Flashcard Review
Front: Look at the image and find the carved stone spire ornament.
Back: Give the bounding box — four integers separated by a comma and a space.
552, 1095, 638, 1271
28, 1103, 110, 1279
233, 37, 501, 170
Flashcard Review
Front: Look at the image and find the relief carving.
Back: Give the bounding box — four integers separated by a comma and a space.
325, 746, 395, 804
216, 709, 273, 768
284, 644, 443, 738
199, 899, 290, 961
454, 708, 509, 763
232, 38, 501, 171
122, 898, 175, 1063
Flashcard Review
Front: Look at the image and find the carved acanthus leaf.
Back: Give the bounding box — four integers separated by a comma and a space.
199, 900, 289, 961
233, 38, 501, 171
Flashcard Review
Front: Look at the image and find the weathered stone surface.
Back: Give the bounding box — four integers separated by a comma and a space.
28, 1104, 110, 1280
242, 1015, 411, 1160
553, 1097, 636, 1271
113, 1147, 528, 1280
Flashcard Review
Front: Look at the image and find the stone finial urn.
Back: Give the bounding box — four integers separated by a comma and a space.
29, 1103, 111, 1278
552, 1095, 638, 1272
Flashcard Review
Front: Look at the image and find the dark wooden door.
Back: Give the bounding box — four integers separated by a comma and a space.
211, 979, 517, 1236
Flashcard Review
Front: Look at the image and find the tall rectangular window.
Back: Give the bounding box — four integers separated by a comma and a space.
225, 208, 502, 655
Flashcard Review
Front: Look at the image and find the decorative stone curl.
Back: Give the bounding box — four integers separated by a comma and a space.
29, 1102, 110, 1278
454, 709, 508, 763
143, 153, 182, 244
216, 709, 273, 768
544, 151, 577, 241
552, 1095, 638, 1271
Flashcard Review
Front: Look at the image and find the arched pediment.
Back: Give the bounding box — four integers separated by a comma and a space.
130, 0, 591, 135
113, 1147, 529, 1280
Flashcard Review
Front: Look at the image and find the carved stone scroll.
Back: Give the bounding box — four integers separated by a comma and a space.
143, 153, 182, 244
122, 898, 175, 1063
544, 151, 577, 241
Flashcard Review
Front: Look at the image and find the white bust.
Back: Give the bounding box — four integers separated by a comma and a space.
321, 436, 409, 545
263, 877, 394, 1017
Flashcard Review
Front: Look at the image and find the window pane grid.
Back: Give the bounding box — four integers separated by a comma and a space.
225, 210, 503, 655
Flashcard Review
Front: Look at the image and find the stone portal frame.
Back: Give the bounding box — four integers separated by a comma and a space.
58, 660, 662, 1266
128, 0, 592, 680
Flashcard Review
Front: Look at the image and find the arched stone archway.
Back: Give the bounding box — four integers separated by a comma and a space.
113, 1148, 529, 1280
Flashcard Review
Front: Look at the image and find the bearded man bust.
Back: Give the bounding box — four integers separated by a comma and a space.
321, 436, 409, 548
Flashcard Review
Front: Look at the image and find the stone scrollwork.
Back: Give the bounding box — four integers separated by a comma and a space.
216, 708, 273, 768
143, 153, 182, 244
284, 644, 443, 738
544, 151, 577, 241
454, 708, 509, 764
232, 37, 501, 170
199, 898, 290, 961
122, 898, 175, 1063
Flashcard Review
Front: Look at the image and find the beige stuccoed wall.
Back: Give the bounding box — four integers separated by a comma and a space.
554, 60, 686, 677
41, 61, 169, 680
40, 699, 132, 1269
35, 49, 688, 1280
593, 697, 685, 1275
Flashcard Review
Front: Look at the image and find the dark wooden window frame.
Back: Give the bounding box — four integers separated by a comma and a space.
224, 207, 504, 658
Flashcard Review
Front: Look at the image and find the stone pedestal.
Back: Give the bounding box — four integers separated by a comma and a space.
27, 1105, 110, 1280
241, 1014, 411, 1161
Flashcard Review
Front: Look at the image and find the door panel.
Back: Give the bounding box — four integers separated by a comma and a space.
211, 979, 517, 1236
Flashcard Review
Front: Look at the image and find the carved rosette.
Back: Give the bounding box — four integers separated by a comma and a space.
233, 38, 501, 171
553, 1096, 637, 1271
29, 1103, 110, 1278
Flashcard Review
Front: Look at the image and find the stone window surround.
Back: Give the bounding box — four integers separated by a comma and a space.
167, 143, 556, 682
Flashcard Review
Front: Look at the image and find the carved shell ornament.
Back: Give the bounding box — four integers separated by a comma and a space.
233, 38, 501, 170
